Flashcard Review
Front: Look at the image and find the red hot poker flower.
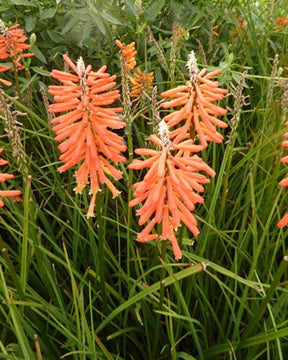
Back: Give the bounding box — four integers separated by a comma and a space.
128, 120, 214, 260
0, 19, 34, 71
278, 121, 288, 228
275, 17, 288, 27
48, 55, 126, 218
161, 51, 228, 149
231, 17, 247, 46
0, 148, 21, 207
129, 67, 154, 100
116, 40, 137, 72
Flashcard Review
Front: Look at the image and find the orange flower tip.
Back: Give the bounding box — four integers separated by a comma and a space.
279, 178, 288, 187
104, 178, 121, 198
137, 217, 144, 226
103, 166, 123, 179
137, 234, 159, 242
62, 53, 70, 61
13, 195, 22, 203
277, 214, 288, 228
112, 190, 121, 199
0, 174, 14, 182
86, 191, 97, 219
58, 163, 72, 173
160, 102, 174, 109
86, 211, 95, 219
193, 228, 200, 236
0, 158, 9, 166
0, 78, 12, 86
174, 251, 182, 261
115, 39, 123, 49
88, 188, 102, 197
73, 183, 86, 194
0, 190, 22, 197
170, 239, 182, 260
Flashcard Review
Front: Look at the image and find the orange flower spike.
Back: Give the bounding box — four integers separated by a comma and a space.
0, 148, 21, 207
0, 19, 34, 71
231, 17, 247, 47
49, 55, 126, 218
129, 67, 154, 99
276, 17, 288, 27
129, 120, 215, 260
278, 121, 288, 228
161, 50, 227, 147
116, 39, 137, 72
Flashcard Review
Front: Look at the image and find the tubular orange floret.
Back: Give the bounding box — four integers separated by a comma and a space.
0, 148, 21, 207
0, 77, 12, 86
115, 39, 123, 49
160, 51, 227, 148
128, 121, 215, 260
231, 17, 247, 47
48, 54, 126, 218
278, 213, 288, 228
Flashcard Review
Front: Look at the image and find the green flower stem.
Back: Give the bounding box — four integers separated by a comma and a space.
20, 175, 31, 296
12, 60, 22, 102
153, 240, 168, 358
95, 191, 107, 313
126, 121, 139, 278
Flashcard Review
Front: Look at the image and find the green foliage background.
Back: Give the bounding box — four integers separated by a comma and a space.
0, 0, 287, 359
